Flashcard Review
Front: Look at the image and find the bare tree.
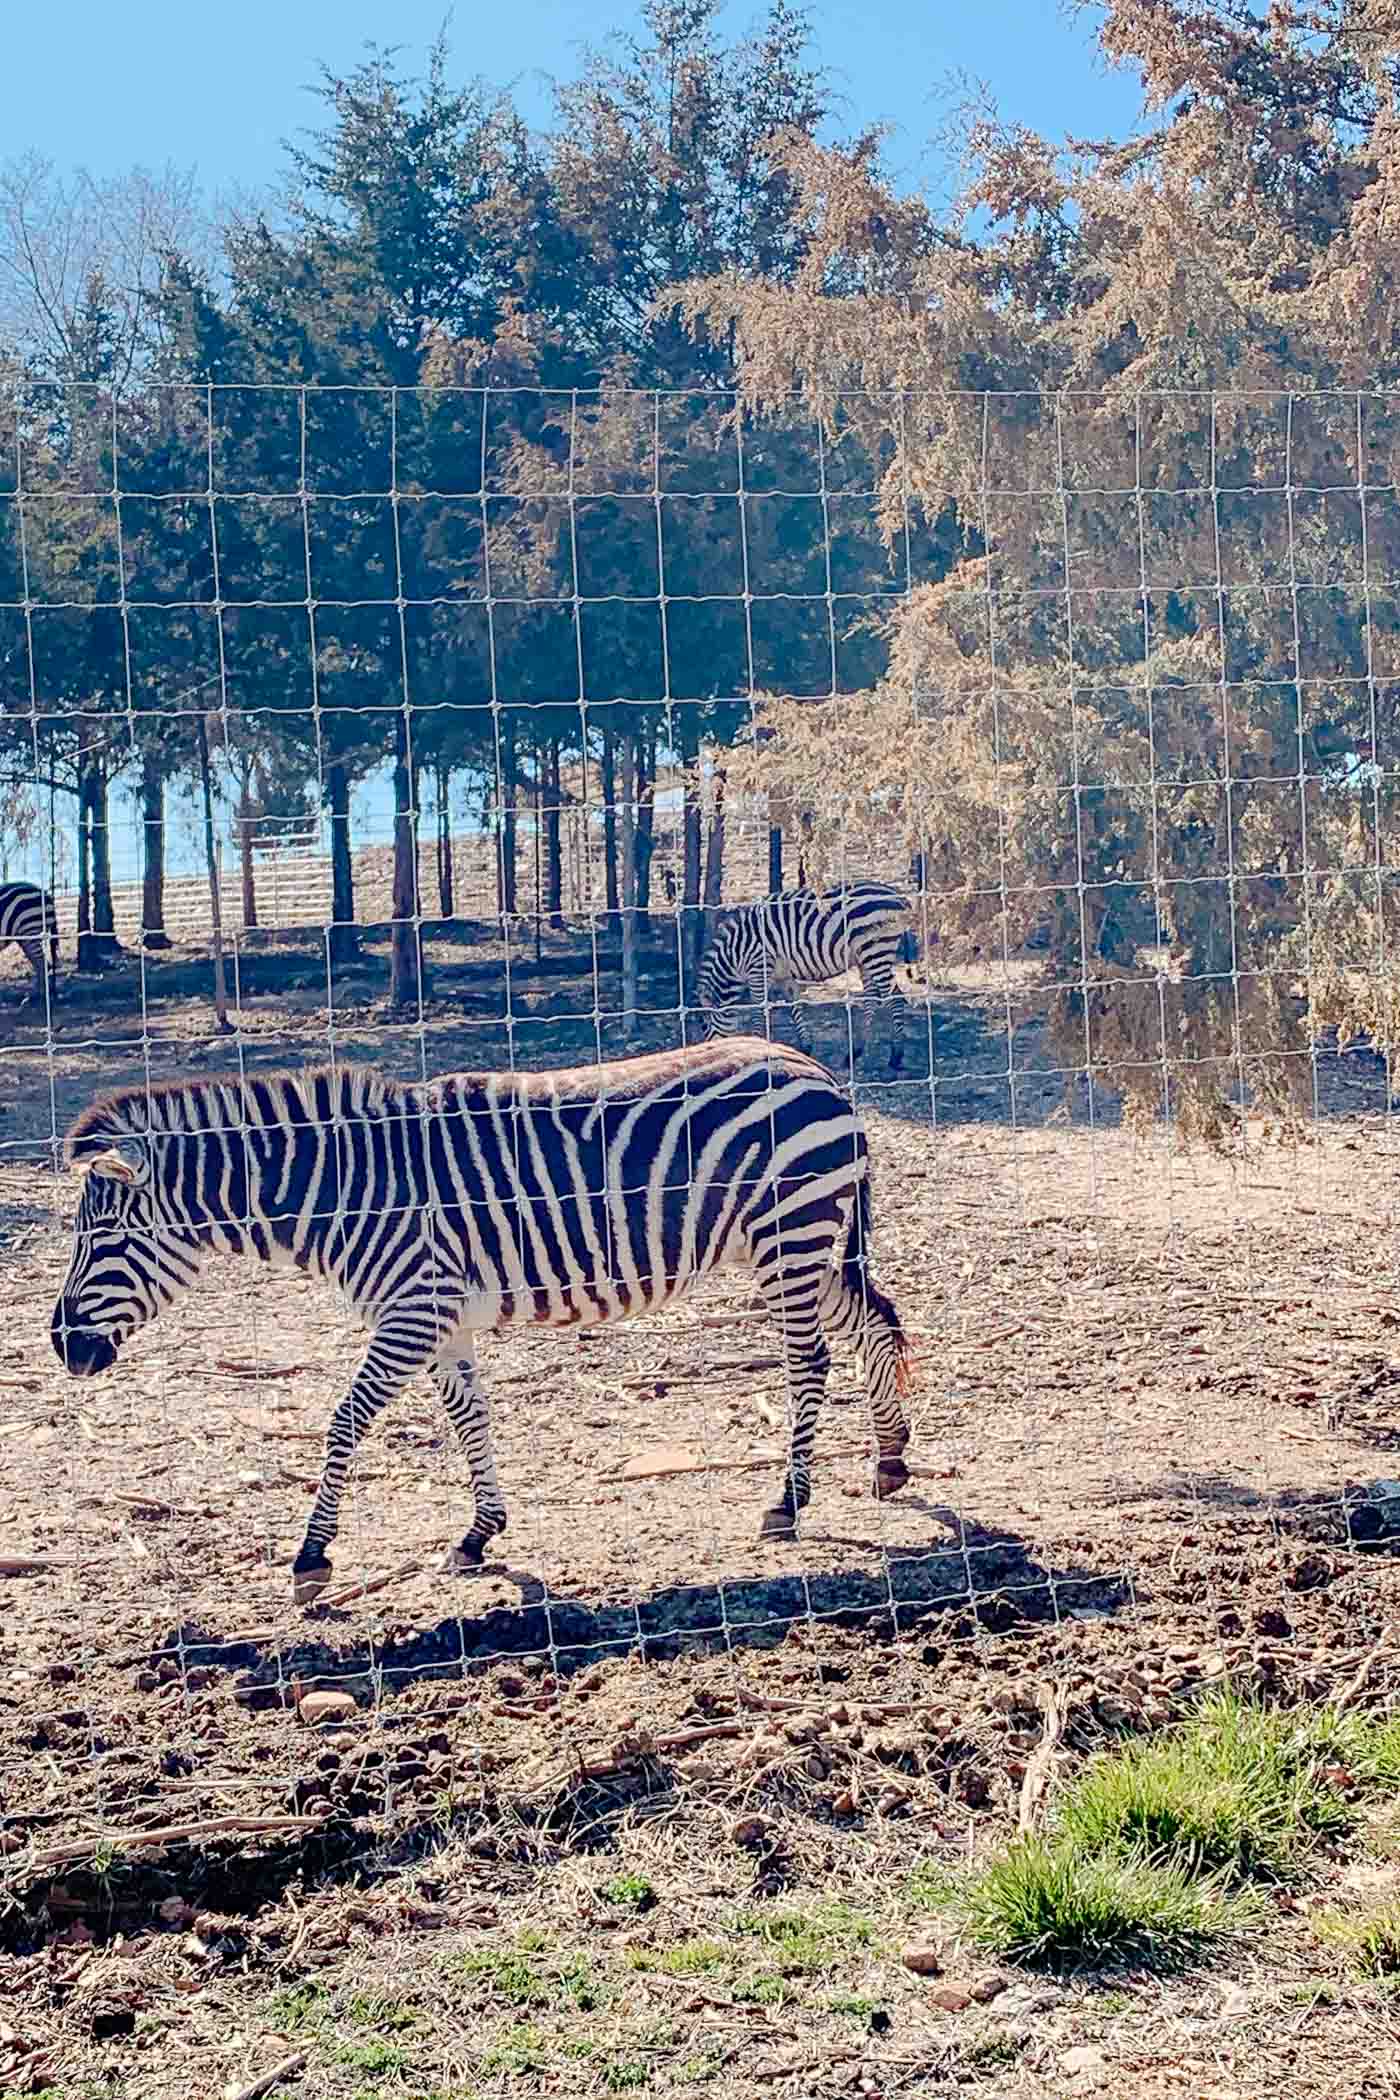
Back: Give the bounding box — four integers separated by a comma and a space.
0, 152, 210, 379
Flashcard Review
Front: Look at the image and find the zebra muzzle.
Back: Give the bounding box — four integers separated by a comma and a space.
51, 1306, 118, 1377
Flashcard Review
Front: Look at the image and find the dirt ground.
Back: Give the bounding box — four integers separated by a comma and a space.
4, 933, 1400, 2098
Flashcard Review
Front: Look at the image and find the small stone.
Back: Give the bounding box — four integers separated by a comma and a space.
928, 1983, 973, 2012
831, 1789, 858, 1817
297, 1690, 357, 1726
968, 1972, 1011, 2003
731, 1815, 770, 1847
900, 1942, 944, 1976
1062, 2044, 1107, 2081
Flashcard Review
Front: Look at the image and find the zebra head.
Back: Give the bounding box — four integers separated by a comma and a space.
51, 1140, 201, 1376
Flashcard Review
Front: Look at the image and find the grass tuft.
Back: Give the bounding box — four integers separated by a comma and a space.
923, 1833, 1261, 1966
1313, 1901, 1400, 1976
1056, 1689, 1383, 1880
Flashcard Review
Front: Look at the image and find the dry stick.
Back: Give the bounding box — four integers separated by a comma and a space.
223, 2052, 309, 2100
30, 1815, 324, 1870
216, 1361, 314, 1380
605, 1444, 946, 1485
1336, 1642, 1386, 1712
1017, 1682, 1066, 1833
316, 1557, 424, 1611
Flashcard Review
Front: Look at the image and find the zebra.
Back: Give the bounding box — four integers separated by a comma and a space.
699, 882, 916, 1072
0, 880, 59, 1003
51, 1041, 914, 1605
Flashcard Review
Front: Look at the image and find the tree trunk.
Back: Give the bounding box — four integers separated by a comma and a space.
139, 744, 171, 947
75, 751, 92, 965
195, 716, 232, 1033
389, 712, 428, 1007
76, 753, 119, 971
768, 824, 784, 896
238, 793, 258, 931
436, 763, 454, 919
702, 767, 726, 951
544, 735, 564, 930
498, 713, 518, 920
636, 727, 656, 930
600, 722, 619, 937
680, 720, 703, 1019
326, 758, 359, 966
620, 732, 639, 1044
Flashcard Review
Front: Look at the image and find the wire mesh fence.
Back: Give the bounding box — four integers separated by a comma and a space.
2, 381, 1399, 1984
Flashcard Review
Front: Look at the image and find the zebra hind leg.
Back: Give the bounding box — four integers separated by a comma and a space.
432, 1340, 508, 1572
750, 1260, 834, 1542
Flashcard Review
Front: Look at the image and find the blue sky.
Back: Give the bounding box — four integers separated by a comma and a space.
11, 1, 1143, 206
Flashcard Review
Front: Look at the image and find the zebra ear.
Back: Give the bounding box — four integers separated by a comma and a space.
83, 1139, 149, 1187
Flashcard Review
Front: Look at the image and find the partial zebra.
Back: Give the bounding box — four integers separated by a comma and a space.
699, 882, 915, 1072
0, 880, 59, 1002
52, 1042, 914, 1604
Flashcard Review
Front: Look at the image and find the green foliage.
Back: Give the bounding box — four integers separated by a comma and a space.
457, 1942, 604, 2012
1313, 1902, 1400, 1976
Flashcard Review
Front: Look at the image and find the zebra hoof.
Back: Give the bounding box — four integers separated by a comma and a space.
444, 1540, 486, 1574
874, 1457, 910, 1501
758, 1506, 798, 1542
292, 1559, 333, 1606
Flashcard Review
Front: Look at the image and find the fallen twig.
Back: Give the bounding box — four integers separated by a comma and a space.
224, 2051, 309, 2100
317, 1557, 423, 1611
1018, 1681, 1066, 1833
31, 1814, 324, 1869
0, 1555, 58, 1575
1336, 1642, 1386, 1712
216, 1361, 313, 1381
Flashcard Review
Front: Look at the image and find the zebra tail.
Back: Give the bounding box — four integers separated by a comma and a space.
843, 1175, 914, 1398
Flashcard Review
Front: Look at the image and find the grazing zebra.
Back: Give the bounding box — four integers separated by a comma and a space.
0, 880, 58, 1002
699, 882, 915, 1072
51, 1041, 914, 1604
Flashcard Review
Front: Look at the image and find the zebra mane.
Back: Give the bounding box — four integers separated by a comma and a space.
63, 1044, 743, 1168
64, 1064, 402, 1165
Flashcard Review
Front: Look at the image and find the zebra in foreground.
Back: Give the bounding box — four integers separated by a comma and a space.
52, 1041, 914, 1604
699, 882, 916, 1073
0, 880, 58, 1003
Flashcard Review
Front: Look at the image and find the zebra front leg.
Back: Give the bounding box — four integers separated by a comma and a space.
292, 1322, 436, 1604
431, 1339, 508, 1572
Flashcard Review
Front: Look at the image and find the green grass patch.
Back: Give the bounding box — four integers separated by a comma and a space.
923, 1833, 1261, 1966
625, 1936, 730, 1977
482, 2021, 553, 2075
602, 2063, 651, 2092
730, 1901, 877, 1972
1314, 1901, 1400, 1975
267, 1981, 333, 2031
333, 2035, 412, 2079
1056, 1690, 1400, 1881
603, 1872, 657, 1911
458, 1943, 604, 2012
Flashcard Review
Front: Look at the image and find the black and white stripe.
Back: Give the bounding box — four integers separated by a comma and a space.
0, 880, 58, 1001
52, 1042, 914, 1603
699, 882, 915, 1071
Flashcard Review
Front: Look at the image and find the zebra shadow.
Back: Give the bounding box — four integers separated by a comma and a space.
153, 1509, 1128, 1703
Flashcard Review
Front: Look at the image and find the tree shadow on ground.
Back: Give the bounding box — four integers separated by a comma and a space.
1094, 1467, 1400, 1548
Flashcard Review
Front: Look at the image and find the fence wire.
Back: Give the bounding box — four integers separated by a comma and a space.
1, 382, 1397, 1954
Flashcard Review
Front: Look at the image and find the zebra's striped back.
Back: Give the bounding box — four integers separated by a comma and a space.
61, 1043, 871, 1328
698, 882, 913, 1065
0, 879, 59, 993
0, 880, 57, 947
